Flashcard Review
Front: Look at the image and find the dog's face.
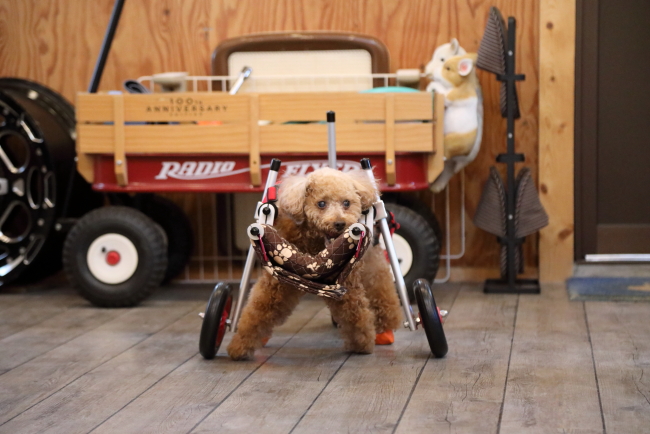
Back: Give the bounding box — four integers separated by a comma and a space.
278, 168, 376, 239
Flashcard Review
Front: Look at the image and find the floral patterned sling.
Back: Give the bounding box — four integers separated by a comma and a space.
249, 224, 370, 301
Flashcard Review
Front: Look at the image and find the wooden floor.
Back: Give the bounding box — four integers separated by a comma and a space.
0, 280, 649, 434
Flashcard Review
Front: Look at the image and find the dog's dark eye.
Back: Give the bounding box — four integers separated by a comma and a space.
343, 200, 350, 208
317, 201, 326, 209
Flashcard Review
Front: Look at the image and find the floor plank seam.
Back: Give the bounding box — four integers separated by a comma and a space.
0, 304, 75, 342
186, 306, 325, 434
0, 291, 76, 316
287, 353, 352, 434
391, 284, 463, 434
0, 303, 200, 427
583, 302, 607, 434
0, 308, 133, 378
86, 351, 200, 434
496, 294, 519, 434
391, 356, 429, 434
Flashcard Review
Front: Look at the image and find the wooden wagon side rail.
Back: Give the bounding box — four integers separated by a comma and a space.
76, 92, 443, 187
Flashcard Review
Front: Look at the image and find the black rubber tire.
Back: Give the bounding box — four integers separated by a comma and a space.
414, 279, 448, 358
383, 193, 443, 247
200, 283, 233, 359
400, 196, 444, 248
384, 203, 440, 298
63, 206, 168, 307
139, 195, 194, 283
0, 79, 102, 287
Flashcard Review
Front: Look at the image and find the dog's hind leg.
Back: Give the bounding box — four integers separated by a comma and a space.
326, 285, 376, 354
227, 276, 302, 361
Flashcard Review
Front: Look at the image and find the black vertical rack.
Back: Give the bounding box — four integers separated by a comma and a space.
480, 13, 541, 294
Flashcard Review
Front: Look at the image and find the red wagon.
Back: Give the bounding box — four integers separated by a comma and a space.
71, 85, 445, 306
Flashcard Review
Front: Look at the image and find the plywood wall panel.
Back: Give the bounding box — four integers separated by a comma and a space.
0, 0, 540, 276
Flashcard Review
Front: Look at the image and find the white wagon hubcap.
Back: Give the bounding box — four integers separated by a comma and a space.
380, 233, 414, 276
87, 233, 138, 284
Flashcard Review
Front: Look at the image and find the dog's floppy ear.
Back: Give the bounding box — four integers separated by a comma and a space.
278, 175, 309, 224
348, 170, 377, 210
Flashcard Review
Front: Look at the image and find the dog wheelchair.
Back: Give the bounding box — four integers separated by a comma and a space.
199, 113, 448, 360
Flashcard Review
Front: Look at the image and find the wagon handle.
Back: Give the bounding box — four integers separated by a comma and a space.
88, 0, 126, 93
61, 0, 126, 223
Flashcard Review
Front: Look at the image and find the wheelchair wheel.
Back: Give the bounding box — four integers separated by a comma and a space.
199, 283, 233, 359
414, 279, 448, 358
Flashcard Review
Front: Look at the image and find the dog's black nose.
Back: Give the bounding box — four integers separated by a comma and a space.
334, 221, 346, 231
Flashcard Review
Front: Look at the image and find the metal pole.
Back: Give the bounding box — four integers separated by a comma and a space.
506, 17, 517, 288
379, 219, 416, 330
231, 247, 256, 332
360, 158, 416, 330
229, 67, 252, 95
327, 111, 337, 169
231, 159, 282, 331
88, 0, 126, 93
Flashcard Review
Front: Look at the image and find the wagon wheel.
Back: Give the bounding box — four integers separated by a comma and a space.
139, 195, 194, 283
199, 283, 233, 359
414, 278, 448, 358
63, 206, 168, 307
383, 203, 440, 298
383, 193, 444, 246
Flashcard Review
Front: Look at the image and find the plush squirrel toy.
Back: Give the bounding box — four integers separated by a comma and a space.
425, 38, 467, 93
440, 53, 480, 159
425, 40, 483, 193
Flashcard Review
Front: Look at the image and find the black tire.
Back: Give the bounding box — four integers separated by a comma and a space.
414, 279, 448, 358
383, 193, 443, 247
63, 206, 168, 307
139, 195, 194, 283
384, 203, 440, 297
200, 283, 233, 359
0, 79, 102, 287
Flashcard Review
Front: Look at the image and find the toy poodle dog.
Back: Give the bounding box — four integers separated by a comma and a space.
227, 167, 403, 360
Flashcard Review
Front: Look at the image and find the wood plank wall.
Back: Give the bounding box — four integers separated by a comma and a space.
539, 0, 575, 281
0, 0, 540, 279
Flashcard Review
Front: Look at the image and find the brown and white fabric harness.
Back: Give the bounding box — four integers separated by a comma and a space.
249, 224, 370, 301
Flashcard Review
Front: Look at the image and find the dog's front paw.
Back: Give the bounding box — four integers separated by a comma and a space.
227, 335, 255, 361
346, 341, 375, 355
344, 330, 375, 355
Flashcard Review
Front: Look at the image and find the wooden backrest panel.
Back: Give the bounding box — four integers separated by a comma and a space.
76, 91, 433, 124
212, 32, 390, 76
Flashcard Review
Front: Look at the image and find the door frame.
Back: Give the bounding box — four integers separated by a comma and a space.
574, 0, 598, 259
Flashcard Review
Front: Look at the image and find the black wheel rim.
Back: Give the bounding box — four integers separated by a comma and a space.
414, 278, 448, 358
0, 79, 99, 287
0, 95, 56, 285
199, 283, 232, 359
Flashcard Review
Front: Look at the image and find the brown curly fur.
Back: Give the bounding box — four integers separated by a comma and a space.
227, 168, 403, 360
